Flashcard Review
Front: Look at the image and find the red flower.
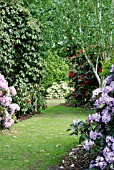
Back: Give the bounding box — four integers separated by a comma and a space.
72, 54, 78, 57
80, 75, 84, 80
82, 93, 85, 97
85, 73, 89, 77
78, 83, 82, 86
26, 99, 30, 104
98, 68, 102, 73
79, 65, 83, 69
84, 80, 89, 84
78, 49, 83, 53
68, 56, 72, 60
32, 111, 36, 114
74, 94, 78, 99
69, 71, 75, 77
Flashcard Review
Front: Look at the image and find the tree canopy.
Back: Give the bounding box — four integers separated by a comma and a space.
22, 0, 113, 58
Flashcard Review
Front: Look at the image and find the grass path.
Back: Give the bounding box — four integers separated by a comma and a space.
0, 106, 93, 170
46, 98, 65, 106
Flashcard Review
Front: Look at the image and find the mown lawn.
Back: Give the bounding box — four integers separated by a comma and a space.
0, 106, 93, 170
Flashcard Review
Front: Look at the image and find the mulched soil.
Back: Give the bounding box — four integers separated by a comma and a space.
17, 113, 42, 122
18, 114, 33, 122
47, 145, 99, 170
59, 145, 99, 170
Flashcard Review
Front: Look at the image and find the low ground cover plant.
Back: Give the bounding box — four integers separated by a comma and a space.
0, 74, 20, 129
68, 64, 114, 169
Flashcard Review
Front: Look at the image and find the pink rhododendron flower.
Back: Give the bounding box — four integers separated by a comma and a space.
0, 73, 20, 129
2, 96, 12, 106
0, 82, 8, 91
0, 91, 3, 96
0, 97, 2, 102
10, 86, 17, 96
4, 112, 14, 128
0, 74, 5, 82
4, 118, 14, 128
9, 103, 20, 114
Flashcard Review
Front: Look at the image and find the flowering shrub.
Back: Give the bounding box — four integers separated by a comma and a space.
46, 81, 74, 99
0, 74, 20, 129
68, 64, 114, 170
13, 80, 47, 117
66, 49, 101, 107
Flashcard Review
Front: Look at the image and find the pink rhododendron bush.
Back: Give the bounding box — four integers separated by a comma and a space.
68, 64, 114, 170
0, 74, 20, 129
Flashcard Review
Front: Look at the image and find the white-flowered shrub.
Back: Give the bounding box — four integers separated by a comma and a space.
46, 81, 74, 99
68, 64, 114, 170
0, 74, 20, 129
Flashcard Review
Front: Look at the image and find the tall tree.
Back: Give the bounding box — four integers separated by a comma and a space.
75, 0, 114, 87
23, 0, 114, 87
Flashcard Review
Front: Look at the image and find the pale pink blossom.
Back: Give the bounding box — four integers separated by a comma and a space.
9, 103, 20, 114
0, 97, 2, 102
2, 96, 12, 106
0, 82, 8, 91
10, 86, 17, 96
0, 91, 3, 96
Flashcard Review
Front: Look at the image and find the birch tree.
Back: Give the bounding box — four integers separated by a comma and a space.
75, 0, 114, 87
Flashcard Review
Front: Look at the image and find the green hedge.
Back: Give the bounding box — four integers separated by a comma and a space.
0, 0, 46, 116
0, 1, 43, 84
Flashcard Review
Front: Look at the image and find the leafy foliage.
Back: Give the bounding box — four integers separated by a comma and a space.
42, 51, 69, 89
0, 0, 46, 116
0, 0, 43, 85
23, 0, 113, 58
13, 80, 46, 117
100, 57, 114, 77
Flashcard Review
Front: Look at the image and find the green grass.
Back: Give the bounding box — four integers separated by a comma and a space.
46, 98, 65, 106
0, 106, 93, 170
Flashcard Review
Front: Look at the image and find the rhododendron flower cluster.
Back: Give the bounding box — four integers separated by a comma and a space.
68, 64, 114, 170
83, 64, 114, 170
0, 74, 20, 128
